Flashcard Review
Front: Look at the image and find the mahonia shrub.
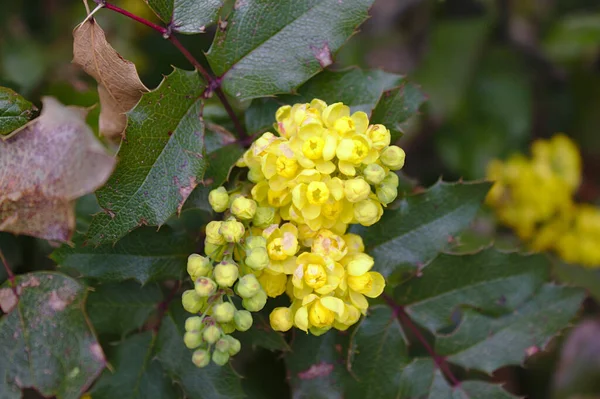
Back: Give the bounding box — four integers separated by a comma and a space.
0, 1, 590, 398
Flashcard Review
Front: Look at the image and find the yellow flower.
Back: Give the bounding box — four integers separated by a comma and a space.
311, 229, 348, 261
353, 199, 384, 226
258, 270, 288, 297
262, 223, 299, 274
292, 295, 346, 333
292, 252, 344, 299
270, 307, 294, 331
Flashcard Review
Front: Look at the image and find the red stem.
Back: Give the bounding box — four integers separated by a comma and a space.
94, 1, 249, 141
0, 248, 18, 297
383, 293, 461, 387
154, 281, 182, 332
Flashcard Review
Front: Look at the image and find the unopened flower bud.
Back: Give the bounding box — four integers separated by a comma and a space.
213, 302, 236, 323
245, 247, 269, 270
235, 274, 261, 298
204, 242, 224, 262
231, 196, 258, 220
184, 331, 203, 349
226, 336, 241, 356
187, 254, 212, 280
214, 262, 239, 288
269, 307, 293, 332
205, 221, 226, 245
220, 219, 245, 243
203, 325, 221, 344
380, 146, 406, 170
192, 349, 210, 368
209, 187, 230, 213
344, 178, 372, 203
245, 235, 267, 250
382, 171, 399, 188
212, 350, 230, 366
363, 163, 386, 185
233, 310, 253, 331
215, 337, 230, 353
253, 206, 278, 228
242, 290, 267, 312
185, 316, 204, 332
353, 199, 383, 226
221, 322, 236, 334
194, 277, 217, 297
366, 124, 391, 150
182, 290, 204, 313
376, 185, 398, 205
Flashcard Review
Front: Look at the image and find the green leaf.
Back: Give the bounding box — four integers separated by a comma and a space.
361, 181, 492, 280
347, 306, 409, 399
436, 284, 584, 374
145, 0, 223, 34
0, 272, 105, 399
552, 259, 600, 302
52, 226, 193, 284
0, 86, 36, 136
156, 301, 244, 399
87, 281, 162, 337
87, 68, 207, 245
244, 68, 425, 137
397, 358, 437, 398
237, 313, 290, 352
203, 124, 244, 188
395, 249, 550, 333
91, 332, 177, 399
428, 371, 518, 399
370, 81, 427, 140
206, 0, 375, 100
286, 331, 348, 399
544, 13, 600, 62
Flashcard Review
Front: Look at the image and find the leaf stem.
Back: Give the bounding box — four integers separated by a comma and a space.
92, 0, 249, 141
0, 248, 18, 296
154, 280, 182, 332
383, 293, 461, 387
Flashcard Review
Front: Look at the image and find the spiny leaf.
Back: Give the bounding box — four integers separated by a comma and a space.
436, 284, 584, 374
0, 272, 106, 399
285, 331, 349, 399
395, 249, 550, 333
86, 68, 207, 245
145, 0, 223, 34
347, 306, 409, 399
207, 0, 375, 100
156, 301, 244, 399
428, 370, 518, 399
52, 226, 193, 284
73, 19, 148, 139
86, 281, 163, 337
90, 332, 177, 399
360, 180, 491, 281
0, 86, 36, 136
0, 97, 115, 242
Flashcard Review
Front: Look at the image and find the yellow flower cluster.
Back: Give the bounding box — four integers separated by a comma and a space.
203, 99, 400, 335
487, 134, 600, 267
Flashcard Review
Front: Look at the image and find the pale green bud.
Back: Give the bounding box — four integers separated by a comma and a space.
194, 277, 217, 297
182, 290, 204, 314
252, 207, 277, 228
184, 331, 203, 349
205, 221, 226, 245
187, 254, 212, 280
185, 316, 204, 332
233, 310, 253, 332
215, 337, 230, 353
204, 242, 224, 262
245, 247, 269, 270
221, 322, 236, 334
212, 350, 230, 366
231, 196, 257, 220
214, 262, 239, 288
227, 336, 241, 356
213, 302, 236, 323
219, 219, 245, 243
209, 187, 230, 213
203, 325, 221, 344
380, 146, 406, 170
363, 164, 386, 185
245, 236, 267, 250
235, 274, 261, 298
192, 349, 210, 368
242, 290, 267, 312
376, 185, 398, 205
382, 171, 399, 188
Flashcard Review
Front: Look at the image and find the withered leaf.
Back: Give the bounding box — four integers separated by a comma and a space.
0, 97, 116, 242
73, 19, 148, 139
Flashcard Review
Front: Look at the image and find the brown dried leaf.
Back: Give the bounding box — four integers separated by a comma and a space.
73, 19, 148, 139
0, 97, 116, 242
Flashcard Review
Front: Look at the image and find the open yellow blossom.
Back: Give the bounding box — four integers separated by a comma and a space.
292, 252, 345, 299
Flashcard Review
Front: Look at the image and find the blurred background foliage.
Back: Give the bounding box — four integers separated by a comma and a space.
2, 0, 600, 398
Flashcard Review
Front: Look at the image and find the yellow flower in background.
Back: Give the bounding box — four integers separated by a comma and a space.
487, 134, 600, 268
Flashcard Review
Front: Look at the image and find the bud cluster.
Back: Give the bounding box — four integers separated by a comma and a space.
487, 134, 600, 267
